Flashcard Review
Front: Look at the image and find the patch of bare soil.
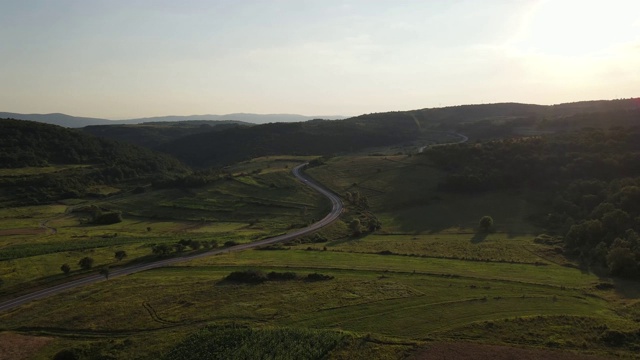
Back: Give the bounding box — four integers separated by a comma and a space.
0, 333, 53, 360
410, 342, 614, 360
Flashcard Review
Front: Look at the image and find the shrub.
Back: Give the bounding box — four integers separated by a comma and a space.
306, 273, 334, 282
53, 349, 79, 360
224, 240, 239, 247
78, 257, 94, 270
224, 270, 267, 284
267, 271, 298, 281
60, 263, 71, 274
92, 211, 123, 225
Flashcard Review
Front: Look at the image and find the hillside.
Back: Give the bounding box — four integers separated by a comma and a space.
159, 99, 637, 167
0, 119, 189, 205
0, 112, 346, 128
157, 117, 420, 168
0, 112, 113, 127
82, 121, 252, 149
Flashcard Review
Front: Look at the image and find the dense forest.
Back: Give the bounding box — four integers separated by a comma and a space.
157, 118, 419, 168
0, 119, 189, 204
424, 125, 640, 278
82, 120, 250, 149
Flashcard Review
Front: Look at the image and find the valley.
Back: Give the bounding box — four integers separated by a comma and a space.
1, 100, 640, 359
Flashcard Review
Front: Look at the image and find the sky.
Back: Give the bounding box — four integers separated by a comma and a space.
1, 0, 639, 119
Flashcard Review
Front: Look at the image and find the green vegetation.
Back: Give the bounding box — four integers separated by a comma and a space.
164, 325, 346, 360
0, 155, 327, 294
0, 119, 189, 206
2, 103, 640, 359
82, 120, 251, 149
424, 127, 640, 279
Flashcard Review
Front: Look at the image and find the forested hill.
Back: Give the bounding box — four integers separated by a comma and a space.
408, 98, 639, 126
424, 126, 640, 278
82, 121, 251, 149
158, 117, 419, 168
0, 119, 189, 204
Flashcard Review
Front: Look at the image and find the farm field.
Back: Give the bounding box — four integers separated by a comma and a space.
1, 154, 640, 359
2, 247, 638, 359
0, 157, 327, 296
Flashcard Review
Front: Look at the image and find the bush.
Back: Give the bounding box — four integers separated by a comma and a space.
224, 270, 267, 284
267, 271, 298, 281
92, 211, 122, 225
60, 263, 71, 274
306, 273, 334, 282
53, 349, 79, 360
224, 240, 239, 247
78, 257, 94, 270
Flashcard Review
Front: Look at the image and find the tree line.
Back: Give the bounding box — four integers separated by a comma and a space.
423, 126, 640, 278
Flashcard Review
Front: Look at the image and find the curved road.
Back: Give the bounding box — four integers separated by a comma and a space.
418, 132, 468, 153
0, 164, 343, 313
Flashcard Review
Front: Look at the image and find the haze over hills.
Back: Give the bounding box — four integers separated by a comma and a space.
0, 112, 347, 128
3, 98, 637, 129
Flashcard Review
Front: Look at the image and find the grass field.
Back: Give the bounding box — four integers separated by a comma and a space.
1, 247, 636, 358
293, 233, 552, 264
2, 155, 640, 359
0, 159, 328, 295
306, 155, 541, 235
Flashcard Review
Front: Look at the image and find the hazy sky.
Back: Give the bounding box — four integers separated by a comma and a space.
1, 0, 638, 119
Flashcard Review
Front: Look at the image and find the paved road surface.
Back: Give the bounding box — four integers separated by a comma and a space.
0, 163, 342, 313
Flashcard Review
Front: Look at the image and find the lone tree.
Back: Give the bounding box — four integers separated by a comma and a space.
61, 263, 71, 275
78, 257, 94, 270
479, 216, 494, 232
115, 250, 127, 261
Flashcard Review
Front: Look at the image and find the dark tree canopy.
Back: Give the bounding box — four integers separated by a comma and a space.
479, 216, 494, 232
78, 257, 94, 270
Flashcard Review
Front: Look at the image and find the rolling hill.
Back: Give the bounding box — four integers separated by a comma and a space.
0, 112, 346, 128
0, 118, 189, 205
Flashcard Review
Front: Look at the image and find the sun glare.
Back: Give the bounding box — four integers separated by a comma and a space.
513, 0, 640, 57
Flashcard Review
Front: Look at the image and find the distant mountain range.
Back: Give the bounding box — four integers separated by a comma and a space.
0, 112, 347, 128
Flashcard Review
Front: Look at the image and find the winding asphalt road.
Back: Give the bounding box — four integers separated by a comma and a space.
0, 163, 343, 313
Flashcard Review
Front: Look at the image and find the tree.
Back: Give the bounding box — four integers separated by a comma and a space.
114, 250, 127, 261
61, 263, 71, 274
349, 219, 362, 236
99, 267, 110, 280
479, 216, 494, 232
607, 247, 638, 277
152, 244, 171, 256
78, 257, 94, 270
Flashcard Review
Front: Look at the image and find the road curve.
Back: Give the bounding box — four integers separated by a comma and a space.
0, 163, 343, 313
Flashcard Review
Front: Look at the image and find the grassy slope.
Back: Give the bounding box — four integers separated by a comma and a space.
306, 155, 541, 234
